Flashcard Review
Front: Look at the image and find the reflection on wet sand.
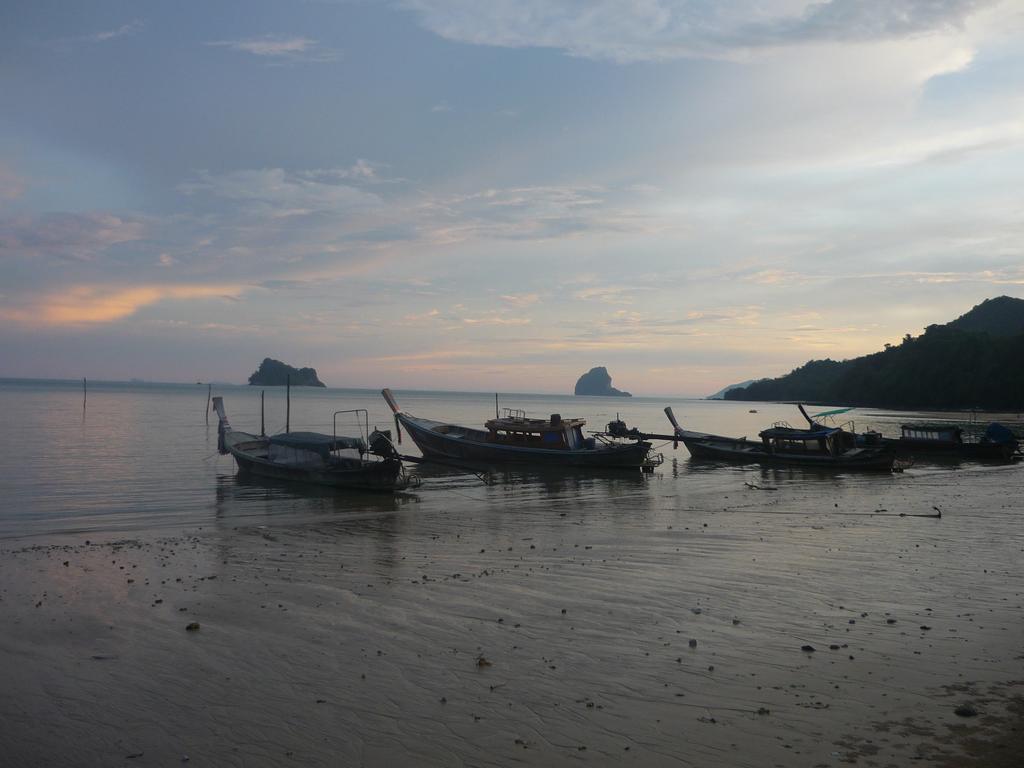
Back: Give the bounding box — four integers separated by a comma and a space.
2, 383, 1023, 766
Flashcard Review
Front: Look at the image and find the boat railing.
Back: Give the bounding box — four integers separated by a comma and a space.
771, 420, 793, 429
334, 409, 370, 452
502, 407, 528, 421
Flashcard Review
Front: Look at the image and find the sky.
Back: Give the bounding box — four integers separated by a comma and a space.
1, 0, 1023, 396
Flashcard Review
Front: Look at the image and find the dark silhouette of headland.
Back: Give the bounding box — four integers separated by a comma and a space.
574, 366, 631, 397
706, 379, 756, 400
725, 296, 1024, 409
248, 358, 326, 387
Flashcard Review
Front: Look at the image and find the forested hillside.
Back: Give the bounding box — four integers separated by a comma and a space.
725, 297, 1024, 409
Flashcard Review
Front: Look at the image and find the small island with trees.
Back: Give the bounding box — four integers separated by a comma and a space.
574, 366, 631, 397
248, 358, 326, 387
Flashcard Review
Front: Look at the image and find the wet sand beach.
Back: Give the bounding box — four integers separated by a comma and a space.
3, 453, 1022, 767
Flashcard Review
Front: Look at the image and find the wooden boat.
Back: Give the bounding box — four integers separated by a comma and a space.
890, 422, 1019, 461
664, 407, 895, 471
381, 389, 658, 469
213, 396, 411, 491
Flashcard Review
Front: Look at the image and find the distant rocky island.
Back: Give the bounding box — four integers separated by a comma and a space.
724, 296, 1024, 410
248, 358, 325, 387
574, 366, 631, 397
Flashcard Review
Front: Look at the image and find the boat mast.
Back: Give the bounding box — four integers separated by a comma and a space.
286, 375, 290, 434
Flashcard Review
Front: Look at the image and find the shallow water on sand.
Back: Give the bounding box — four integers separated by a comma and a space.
1, 380, 1022, 766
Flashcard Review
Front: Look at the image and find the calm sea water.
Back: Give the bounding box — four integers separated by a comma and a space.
0, 377, 1012, 540
4, 378, 1023, 766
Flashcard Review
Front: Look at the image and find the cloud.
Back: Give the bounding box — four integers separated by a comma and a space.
178, 168, 381, 215
0, 283, 247, 326
176, 169, 671, 268
0, 213, 147, 262
402, 0, 998, 62
0, 165, 27, 202
500, 293, 540, 307
741, 269, 814, 286
417, 184, 667, 243
837, 117, 1024, 169
83, 20, 145, 43
763, 0, 990, 44
572, 284, 652, 305
206, 36, 339, 63
460, 314, 532, 326
305, 160, 383, 182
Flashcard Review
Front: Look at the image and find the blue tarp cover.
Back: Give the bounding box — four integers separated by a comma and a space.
983, 422, 1017, 444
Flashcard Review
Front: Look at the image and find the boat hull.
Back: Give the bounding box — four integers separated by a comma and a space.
681, 435, 895, 471
225, 438, 407, 491
885, 438, 1019, 462
961, 442, 1019, 462
398, 413, 651, 469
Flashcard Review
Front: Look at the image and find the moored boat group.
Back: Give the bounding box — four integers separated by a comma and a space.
212, 390, 1022, 492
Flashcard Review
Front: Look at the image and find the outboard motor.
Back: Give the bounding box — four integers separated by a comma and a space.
369, 429, 399, 458
606, 418, 628, 437
606, 417, 643, 439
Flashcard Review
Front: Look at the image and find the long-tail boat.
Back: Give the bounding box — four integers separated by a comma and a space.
213, 396, 412, 491
381, 389, 658, 470
889, 422, 1019, 461
664, 405, 895, 471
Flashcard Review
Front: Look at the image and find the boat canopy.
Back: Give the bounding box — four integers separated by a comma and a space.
759, 426, 837, 440
269, 431, 366, 459
484, 415, 586, 434
900, 424, 961, 440
811, 407, 853, 419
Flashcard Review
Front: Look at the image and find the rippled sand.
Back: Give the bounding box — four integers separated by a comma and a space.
2, 459, 1022, 766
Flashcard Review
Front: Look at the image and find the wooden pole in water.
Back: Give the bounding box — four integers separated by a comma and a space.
260, 390, 265, 436
205, 383, 211, 425
286, 375, 290, 434
83, 377, 87, 411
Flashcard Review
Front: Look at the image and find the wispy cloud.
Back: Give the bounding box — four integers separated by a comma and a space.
303, 160, 399, 184
403, 0, 998, 62
572, 284, 652, 305
83, 20, 145, 43
0, 283, 247, 326
206, 36, 339, 63
417, 184, 669, 243
0, 165, 27, 203
500, 293, 540, 307
178, 168, 380, 215
178, 168, 673, 257
460, 314, 532, 326
0, 212, 147, 262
